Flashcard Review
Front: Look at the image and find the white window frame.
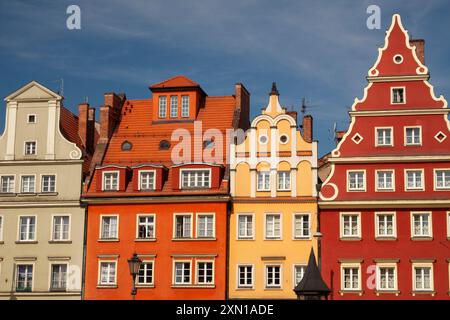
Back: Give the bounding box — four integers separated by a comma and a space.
15, 263, 35, 292
391, 86, 406, 104
293, 264, 307, 288
196, 260, 215, 285
40, 174, 57, 193
433, 168, 450, 191
236, 213, 254, 240
376, 263, 398, 291
180, 168, 212, 189
340, 263, 362, 291
158, 96, 167, 118
410, 211, 433, 238
375, 170, 395, 191
196, 213, 215, 238
138, 170, 156, 191
27, 114, 36, 124
20, 174, 36, 193
375, 127, 394, 147
136, 214, 156, 240
0, 215, 4, 242
265, 264, 282, 289
0, 174, 15, 193
181, 95, 190, 118
49, 262, 69, 292
99, 214, 119, 240
346, 170, 366, 192
51, 214, 71, 241
292, 213, 311, 239
339, 212, 361, 239
102, 171, 119, 191
136, 260, 154, 286
412, 263, 434, 292
404, 169, 425, 191
173, 260, 192, 285
98, 260, 117, 286
256, 171, 271, 191
264, 213, 282, 240
169, 95, 178, 118
24, 141, 37, 155
173, 213, 193, 239
404, 126, 422, 146
17, 215, 37, 242
374, 212, 397, 239
236, 264, 254, 289
277, 171, 291, 191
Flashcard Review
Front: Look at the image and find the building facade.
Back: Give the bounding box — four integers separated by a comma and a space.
0, 81, 96, 299
82, 76, 250, 300
229, 84, 318, 299
319, 15, 450, 299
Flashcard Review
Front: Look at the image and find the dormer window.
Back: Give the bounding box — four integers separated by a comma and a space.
24, 141, 36, 155
170, 96, 178, 118
181, 169, 211, 189
139, 171, 155, 190
27, 114, 36, 123
159, 140, 171, 150
103, 172, 119, 191
181, 95, 189, 117
391, 87, 405, 104
158, 96, 167, 118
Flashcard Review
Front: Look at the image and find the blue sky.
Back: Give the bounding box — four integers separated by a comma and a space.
1, 0, 449, 156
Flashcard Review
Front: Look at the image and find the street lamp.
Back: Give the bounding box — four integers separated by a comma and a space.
127, 253, 142, 300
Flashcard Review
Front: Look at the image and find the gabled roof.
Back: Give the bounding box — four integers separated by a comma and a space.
150, 75, 200, 90
294, 248, 331, 295
4, 80, 62, 102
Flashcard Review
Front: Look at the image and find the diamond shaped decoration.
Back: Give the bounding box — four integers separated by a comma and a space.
434, 131, 447, 143
351, 133, 363, 145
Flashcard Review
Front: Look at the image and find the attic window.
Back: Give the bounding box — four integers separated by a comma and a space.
121, 141, 132, 151
393, 54, 403, 64
159, 140, 171, 150
27, 114, 36, 123
391, 87, 405, 104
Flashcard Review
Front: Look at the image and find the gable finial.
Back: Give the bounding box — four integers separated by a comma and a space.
269, 82, 279, 96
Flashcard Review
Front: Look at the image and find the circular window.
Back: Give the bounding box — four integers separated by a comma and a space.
259, 135, 268, 144
279, 135, 289, 144
121, 141, 132, 151
393, 54, 403, 64
159, 140, 171, 150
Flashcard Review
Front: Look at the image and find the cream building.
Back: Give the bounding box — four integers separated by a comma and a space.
229, 84, 319, 299
0, 81, 95, 299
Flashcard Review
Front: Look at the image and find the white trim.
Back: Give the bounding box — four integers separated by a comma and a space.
375, 169, 396, 192
195, 212, 216, 238
27, 114, 37, 124
346, 169, 366, 192
433, 168, 450, 191
172, 259, 192, 285
340, 262, 362, 291
256, 170, 271, 192
99, 214, 120, 240
0, 215, 4, 242
23, 140, 37, 156
236, 264, 254, 289
173, 213, 193, 239
195, 260, 215, 285
48, 261, 69, 292
376, 262, 398, 291
292, 212, 311, 240
351, 133, 363, 145
374, 212, 397, 239
375, 127, 394, 147
137, 170, 156, 191
236, 213, 255, 240
410, 211, 433, 238
279, 134, 289, 145
40, 173, 57, 193
328, 155, 450, 163
19, 174, 37, 193
17, 214, 37, 242
264, 263, 283, 289
390, 86, 406, 105
393, 54, 403, 65
135, 213, 156, 240
102, 170, 120, 191
97, 259, 118, 286
0, 174, 16, 193
258, 134, 268, 145
412, 262, 434, 292
434, 131, 447, 143
50, 214, 72, 241
404, 126, 422, 146
339, 212, 361, 239
179, 168, 212, 189
447, 211, 450, 239
264, 212, 282, 240
404, 169, 425, 191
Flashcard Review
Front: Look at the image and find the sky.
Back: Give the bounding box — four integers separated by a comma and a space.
1, 0, 449, 156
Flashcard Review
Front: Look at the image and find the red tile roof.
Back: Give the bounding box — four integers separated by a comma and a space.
150, 75, 200, 89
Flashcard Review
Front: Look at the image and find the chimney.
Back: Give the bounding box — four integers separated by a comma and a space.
100, 92, 125, 141
78, 103, 89, 150
302, 115, 313, 143
410, 39, 425, 65
235, 83, 251, 131
286, 111, 297, 123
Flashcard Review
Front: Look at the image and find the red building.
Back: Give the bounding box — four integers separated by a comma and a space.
82, 76, 250, 299
319, 14, 450, 299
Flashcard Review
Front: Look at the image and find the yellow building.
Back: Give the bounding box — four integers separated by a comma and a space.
229, 83, 318, 299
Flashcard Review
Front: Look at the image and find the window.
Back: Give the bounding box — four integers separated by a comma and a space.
21, 175, 35, 193
265, 265, 281, 288
27, 114, 36, 123
16, 265, 33, 292
158, 96, 167, 118
294, 265, 306, 286
0, 216, 3, 241
41, 175, 56, 193
174, 262, 191, 284
175, 215, 192, 238
139, 171, 155, 190
50, 264, 67, 291
181, 170, 210, 189
413, 265, 433, 291
265, 214, 281, 239
137, 262, 153, 285
24, 141, 36, 155
181, 95, 189, 117
1, 175, 14, 193
277, 171, 291, 191
377, 265, 397, 291
197, 214, 214, 238
405, 170, 423, 190
405, 127, 421, 145
52, 216, 70, 241
170, 96, 178, 118
197, 261, 214, 284
376, 171, 394, 191
101, 216, 118, 239
237, 265, 253, 288
121, 141, 132, 151
257, 171, 270, 191
376, 128, 393, 146
137, 215, 155, 239
391, 87, 405, 104
411, 212, 432, 237
159, 140, 171, 150
99, 261, 116, 285
435, 169, 450, 190
279, 135, 289, 144
341, 265, 360, 290
293, 214, 310, 239
259, 135, 268, 144
375, 213, 396, 238
237, 214, 253, 239
19, 216, 36, 241
340, 213, 360, 238
103, 172, 119, 191
347, 171, 365, 191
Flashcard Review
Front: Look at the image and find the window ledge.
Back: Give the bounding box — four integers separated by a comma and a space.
237, 238, 255, 241
264, 287, 283, 291
98, 239, 120, 242
136, 284, 155, 288
339, 290, 364, 296
412, 290, 435, 296
340, 237, 362, 241
38, 192, 58, 196
375, 290, 400, 296
15, 241, 38, 244
17, 193, 37, 197
375, 236, 397, 241
97, 285, 118, 289
134, 238, 157, 242
171, 284, 215, 289
48, 240, 72, 244
171, 238, 216, 241
0, 193, 16, 197
236, 287, 254, 291
411, 236, 433, 241
264, 238, 283, 241
293, 237, 312, 241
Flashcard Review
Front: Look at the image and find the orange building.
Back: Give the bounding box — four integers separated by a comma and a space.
82, 76, 250, 299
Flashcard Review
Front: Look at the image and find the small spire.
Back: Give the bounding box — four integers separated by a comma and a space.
269, 82, 279, 96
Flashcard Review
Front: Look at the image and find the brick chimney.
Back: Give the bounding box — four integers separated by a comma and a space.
78, 103, 96, 155
410, 39, 425, 65
99, 92, 126, 141
302, 115, 313, 143
234, 83, 251, 131
286, 111, 297, 123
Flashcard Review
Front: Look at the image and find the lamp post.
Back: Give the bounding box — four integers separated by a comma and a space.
127, 253, 142, 300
